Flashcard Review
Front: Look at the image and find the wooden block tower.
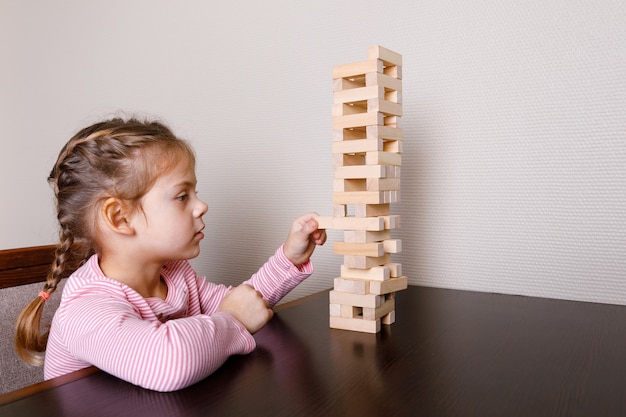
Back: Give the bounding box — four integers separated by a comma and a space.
316, 45, 408, 333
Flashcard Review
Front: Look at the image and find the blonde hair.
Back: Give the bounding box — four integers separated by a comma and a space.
15, 116, 195, 365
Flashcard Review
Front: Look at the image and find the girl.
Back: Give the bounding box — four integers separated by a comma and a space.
15, 116, 326, 392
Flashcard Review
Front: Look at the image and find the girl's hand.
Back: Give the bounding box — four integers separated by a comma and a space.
218, 284, 274, 334
282, 212, 327, 267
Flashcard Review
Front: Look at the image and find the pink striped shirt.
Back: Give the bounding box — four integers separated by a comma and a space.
44, 246, 312, 392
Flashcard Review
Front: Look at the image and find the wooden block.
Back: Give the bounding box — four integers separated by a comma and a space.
334, 85, 384, 104
383, 239, 402, 253
385, 90, 402, 104
385, 262, 402, 277
329, 290, 384, 308
333, 191, 387, 205
383, 140, 403, 153
333, 173, 401, 191
334, 153, 366, 167
333, 112, 383, 129
334, 100, 392, 118
381, 215, 401, 229
383, 115, 400, 128
329, 303, 341, 317
335, 165, 386, 179
368, 99, 402, 117
334, 241, 384, 257
332, 59, 383, 79
362, 298, 395, 320
341, 265, 390, 281
365, 151, 402, 166
369, 276, 408, 295
388, 166, 401, 177
384, 65, 402, 79
332, 102, 366, 117
353, 204, 390, 218
332, 153, 344, 167
366, 125, 403, 140
367, 45, 403, 67
330, 316, 380, 333
386, 89, 402, 104
334, 277, 369, 294
315, 215, 334, 229
332, 138, 384, 154
365, 72, 402, 91
333, 178, 346, 192
333, 127, 367, 140
337, 179, 369, 192
344, 178, 372, 192
333, 77, 364, 91
315, 215, 384, 231
366, 178, 401, 192
333, 190, 399, 205
344, 253, 391, 269
382, 310, 396, 325
332, 205, 347, 217
341, 304, 362, 318
344, 229, 390, 243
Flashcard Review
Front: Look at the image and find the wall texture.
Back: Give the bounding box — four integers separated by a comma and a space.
1, 0, 625, 305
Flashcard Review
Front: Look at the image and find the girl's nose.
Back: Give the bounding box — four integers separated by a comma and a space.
195, 198, 209, 218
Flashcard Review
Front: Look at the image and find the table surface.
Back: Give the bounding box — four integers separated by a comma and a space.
2, 285, 626, 417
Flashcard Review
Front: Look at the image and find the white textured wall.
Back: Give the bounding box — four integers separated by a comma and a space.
1, 0, 625, 305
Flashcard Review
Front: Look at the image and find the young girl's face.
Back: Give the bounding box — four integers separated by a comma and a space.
129, 155, 208, 264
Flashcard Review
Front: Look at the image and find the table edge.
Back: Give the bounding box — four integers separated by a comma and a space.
0, 366, 99, 406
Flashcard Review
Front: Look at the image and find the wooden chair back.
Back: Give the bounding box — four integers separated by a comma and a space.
0, 245, 64, 394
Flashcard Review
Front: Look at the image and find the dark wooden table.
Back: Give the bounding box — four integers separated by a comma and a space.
2, 285, 626, 417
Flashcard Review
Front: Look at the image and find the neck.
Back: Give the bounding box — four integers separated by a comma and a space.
98, 252, 167, 299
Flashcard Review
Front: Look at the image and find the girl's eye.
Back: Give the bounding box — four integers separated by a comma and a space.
176, 194, 188, 202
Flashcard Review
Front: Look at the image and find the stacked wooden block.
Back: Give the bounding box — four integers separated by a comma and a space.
316, 46, 408, 333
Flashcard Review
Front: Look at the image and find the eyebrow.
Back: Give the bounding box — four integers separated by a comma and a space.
172, 180, 197, 190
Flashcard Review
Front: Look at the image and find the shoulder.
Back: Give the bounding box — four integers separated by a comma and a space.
61, 255, 141, 307
64, 255, 123, 295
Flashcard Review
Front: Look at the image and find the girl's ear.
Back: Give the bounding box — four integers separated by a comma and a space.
101, 197, 134, 235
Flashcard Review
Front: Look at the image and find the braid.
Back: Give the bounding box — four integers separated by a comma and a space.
15, 161, 81, 365
44, 227, 74, 294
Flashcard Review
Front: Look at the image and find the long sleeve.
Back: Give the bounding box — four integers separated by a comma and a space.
49, 293, 254, 392
243, 245, 313, 306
